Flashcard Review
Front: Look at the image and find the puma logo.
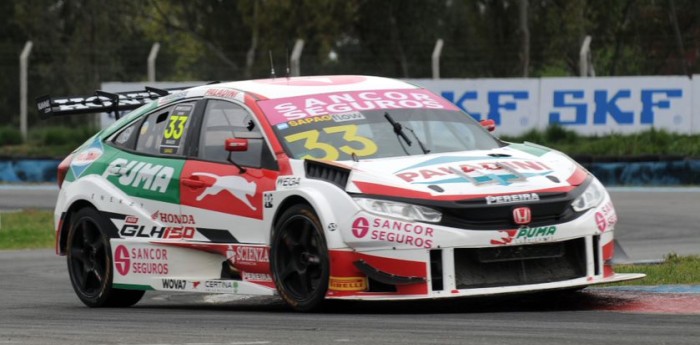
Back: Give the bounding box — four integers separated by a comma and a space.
192, 172, 257, 210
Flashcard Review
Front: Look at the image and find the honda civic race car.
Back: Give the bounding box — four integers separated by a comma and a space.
37, 75, 643, 311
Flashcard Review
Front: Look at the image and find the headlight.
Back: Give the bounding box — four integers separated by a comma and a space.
571, 178, 606, 212
353, 197, 442, 223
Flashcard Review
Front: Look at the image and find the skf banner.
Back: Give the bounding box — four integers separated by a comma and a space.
410, 76, 696, 136
407, 79, 539, 136
539, 76, 691, 135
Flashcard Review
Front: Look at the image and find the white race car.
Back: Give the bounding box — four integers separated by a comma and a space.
38, 75, 643, 311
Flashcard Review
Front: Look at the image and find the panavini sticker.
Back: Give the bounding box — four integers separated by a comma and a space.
70, 139, 103, 178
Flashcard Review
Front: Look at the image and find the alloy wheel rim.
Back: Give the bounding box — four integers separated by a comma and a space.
275, 215, 324, 300
69, 219, 107, 297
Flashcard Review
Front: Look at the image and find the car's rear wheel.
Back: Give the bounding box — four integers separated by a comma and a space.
66, 207, 144, 307
271, 204, 329, 312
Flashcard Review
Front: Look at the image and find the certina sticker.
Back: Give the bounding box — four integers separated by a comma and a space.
485, 193, 540, 205
490, 226, 557, 246
258, 89, 458, 125
351, 216, 434, 249
102, 158, 174, 193
395, 158, 552, 186
70, 139, 103, 178
114, 245, 169, 276
202, 280, 239, 293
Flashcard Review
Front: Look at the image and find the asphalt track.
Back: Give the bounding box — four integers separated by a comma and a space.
1, 249, 699, 345
0, 185, 699, 345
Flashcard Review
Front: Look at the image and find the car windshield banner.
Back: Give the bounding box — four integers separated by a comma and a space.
258, 89, 459, 125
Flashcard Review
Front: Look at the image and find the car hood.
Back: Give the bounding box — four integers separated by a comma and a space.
343, 143, 588, 201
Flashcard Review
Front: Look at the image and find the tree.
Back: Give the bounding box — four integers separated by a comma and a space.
0, 1, 23, 126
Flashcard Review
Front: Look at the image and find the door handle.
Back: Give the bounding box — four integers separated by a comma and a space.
182, 176, 211, 189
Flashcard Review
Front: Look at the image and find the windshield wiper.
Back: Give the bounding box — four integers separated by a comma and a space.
384, 112, 411, 146
404, 125, 431, 154
384, 112, 430, 155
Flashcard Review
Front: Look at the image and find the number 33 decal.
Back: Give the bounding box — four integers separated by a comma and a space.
284, 124, 378, 160
164, 115, 189, 140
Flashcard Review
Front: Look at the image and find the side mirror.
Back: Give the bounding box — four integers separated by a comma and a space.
480, 119, 496, 132
225, 138, 248, 152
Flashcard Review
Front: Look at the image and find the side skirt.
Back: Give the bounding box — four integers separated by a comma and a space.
123, 277, 276, 295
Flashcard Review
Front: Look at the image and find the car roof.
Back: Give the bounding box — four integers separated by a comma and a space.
205, 75, 419, 99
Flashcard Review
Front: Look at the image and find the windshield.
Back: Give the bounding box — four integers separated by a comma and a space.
271, 108, 502, 161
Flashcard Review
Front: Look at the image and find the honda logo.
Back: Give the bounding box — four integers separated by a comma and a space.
512, 207, 531, 225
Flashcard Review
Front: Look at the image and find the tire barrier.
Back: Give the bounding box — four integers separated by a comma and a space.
0, 159, 62, 183
0, 158, 699, 185
577, 158, 700, 186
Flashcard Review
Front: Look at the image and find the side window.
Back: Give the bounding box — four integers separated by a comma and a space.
136, 102, 195, 155
198, 100, 265, 167
111, 121, 139, 149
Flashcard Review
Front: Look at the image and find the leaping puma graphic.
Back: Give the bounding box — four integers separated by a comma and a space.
192, 172, 257, 210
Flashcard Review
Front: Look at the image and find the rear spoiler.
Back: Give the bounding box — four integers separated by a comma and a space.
35, 86, 190, 120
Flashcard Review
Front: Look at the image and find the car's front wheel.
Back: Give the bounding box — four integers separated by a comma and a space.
66, 207, 144, 307
270, 204, 330, 312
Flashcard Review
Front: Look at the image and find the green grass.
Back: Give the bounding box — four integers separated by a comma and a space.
0, 143, 77, 158
0, 125, 96, 158
0, 210, 55, 250
501, 127, 700, 158
610, 254, 700, 285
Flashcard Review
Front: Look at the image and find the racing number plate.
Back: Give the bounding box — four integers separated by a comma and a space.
160, 103, 193, 154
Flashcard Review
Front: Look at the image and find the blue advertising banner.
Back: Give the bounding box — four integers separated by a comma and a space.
409, 76, 697, 136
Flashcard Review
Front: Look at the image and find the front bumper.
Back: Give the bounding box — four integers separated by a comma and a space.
326, 195, 642, 300
328, 271, 645, 301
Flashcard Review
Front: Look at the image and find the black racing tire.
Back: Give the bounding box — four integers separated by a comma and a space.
66, 207, 145, 308
270, 204, 330, 312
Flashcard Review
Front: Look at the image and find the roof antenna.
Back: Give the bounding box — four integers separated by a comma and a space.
285, 45, 291, 79
269, 50, 276, 79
